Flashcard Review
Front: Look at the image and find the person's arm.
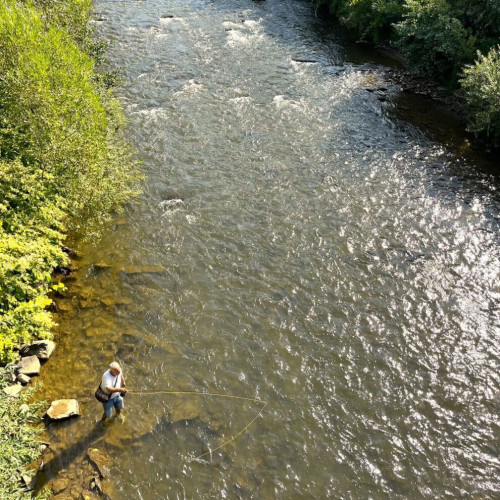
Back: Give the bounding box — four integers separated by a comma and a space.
105, 374, 127, 394
106, 386, 126, 394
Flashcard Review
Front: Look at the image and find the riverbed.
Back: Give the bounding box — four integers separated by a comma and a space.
35, 0, 500, 498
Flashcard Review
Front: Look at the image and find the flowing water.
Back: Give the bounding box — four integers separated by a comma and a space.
34, 0, 500, 498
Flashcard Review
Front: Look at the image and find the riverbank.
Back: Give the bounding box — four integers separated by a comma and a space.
314, 0, 500, 152
0, 0, 140, 495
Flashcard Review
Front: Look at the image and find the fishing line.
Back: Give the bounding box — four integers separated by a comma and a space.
127, 390, 267, 461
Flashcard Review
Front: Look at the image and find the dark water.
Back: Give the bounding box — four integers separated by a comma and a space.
35, 1, 500, 498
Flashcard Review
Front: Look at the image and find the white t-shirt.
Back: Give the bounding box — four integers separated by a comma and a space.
101, 369, 123, 399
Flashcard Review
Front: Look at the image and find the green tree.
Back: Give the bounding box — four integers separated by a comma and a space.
318, 0, 405, 42
461, 45, 500, 145
0, 0, 141, 361
395, 0, 474, 85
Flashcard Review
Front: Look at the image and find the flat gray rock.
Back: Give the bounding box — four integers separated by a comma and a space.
17, 355, 40, 376
20, 340, 56, 360
46, 399, 81, 420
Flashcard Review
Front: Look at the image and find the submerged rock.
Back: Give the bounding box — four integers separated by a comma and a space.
80, 298, 99, 309
93, 262, 112, 270
20, 340, 56, 360
121, 265, 165, 275
17, 355, 41, 376
46, 399, 81, 420
85, 326, 109, 338
170, 398, 201, 423
50, 477, 69, 494
87, 448, 112, 478
100, 296, 133, 307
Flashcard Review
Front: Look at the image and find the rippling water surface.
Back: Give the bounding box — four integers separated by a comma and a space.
36, 0, 500, 498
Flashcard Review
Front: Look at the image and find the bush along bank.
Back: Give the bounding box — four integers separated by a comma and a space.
0, 371, 51, 499
0, 0, 141, 496
314, 0, 500, 148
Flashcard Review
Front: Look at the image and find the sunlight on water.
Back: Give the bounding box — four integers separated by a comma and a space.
35, 1, 500, 498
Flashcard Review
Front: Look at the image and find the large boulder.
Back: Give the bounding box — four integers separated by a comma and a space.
16, 355, 40, 376
46, 399, 81, 420
19, 340, 56, 360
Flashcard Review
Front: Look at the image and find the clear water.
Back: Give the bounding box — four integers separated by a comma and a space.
35, 1, 500, 498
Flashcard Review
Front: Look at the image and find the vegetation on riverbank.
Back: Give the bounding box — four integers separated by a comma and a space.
0, 0, 140, 494
0, 370, 48, 499
0, 0, 141, 364
315, 0, 500, 147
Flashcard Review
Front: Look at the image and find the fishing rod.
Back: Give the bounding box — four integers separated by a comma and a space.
126, 390, 267, 461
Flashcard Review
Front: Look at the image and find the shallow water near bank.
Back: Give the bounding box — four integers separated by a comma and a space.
34, 0, 500, 498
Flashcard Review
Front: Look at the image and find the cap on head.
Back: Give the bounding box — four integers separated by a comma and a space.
109, 361, 121, 372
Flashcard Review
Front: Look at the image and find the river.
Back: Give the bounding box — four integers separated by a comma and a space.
34, 0, 500, 498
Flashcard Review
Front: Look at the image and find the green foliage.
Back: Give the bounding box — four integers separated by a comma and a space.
344, 0, 405, 42
461, 45, 500, 145
316, 0, 500, 98
0, 371, 47, 499
31, 0, 93, 48
394, 0, 474, 85
318, 0, 405, 42
0, 159, 67, 362
448, 0, 500, 40
0, 0, 141, 362
0, 0, 140, 495
0, 0, 141, 236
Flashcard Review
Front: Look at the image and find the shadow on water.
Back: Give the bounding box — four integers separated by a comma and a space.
34, 420, 106, 493
34, 414, 221, 495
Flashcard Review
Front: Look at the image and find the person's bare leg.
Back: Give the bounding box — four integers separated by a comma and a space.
101, 412, 107, 421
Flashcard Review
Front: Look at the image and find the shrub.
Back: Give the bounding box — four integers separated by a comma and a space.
318, 0, 405, 42
0, 0, 140, 238
0, 371, 48, 499
449, 0, 500, 40
343, 0, 405, 42
0, 0, 141, 362
461, 45, 500, 145
395, 0, 474, 86
0, 159, 67, 362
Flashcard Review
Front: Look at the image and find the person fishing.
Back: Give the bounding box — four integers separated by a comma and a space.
100, 361, 127, 421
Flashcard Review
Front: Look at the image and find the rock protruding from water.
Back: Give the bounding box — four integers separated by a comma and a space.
94, 261, 112, 270
87, 448, 111, 478
19, 340, 56, 360
17, 355, 41, 376
46, 399, 81, 420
